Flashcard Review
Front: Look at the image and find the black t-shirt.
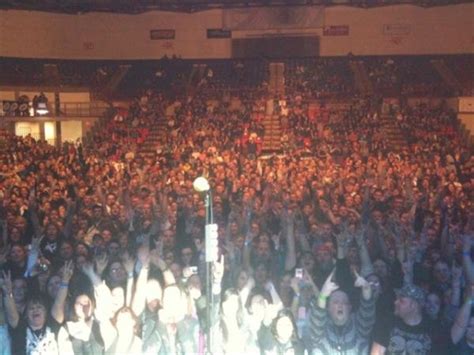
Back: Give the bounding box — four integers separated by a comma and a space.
10, 317, 61, 355
373, 316, 433, 355
451, 339, 474, 355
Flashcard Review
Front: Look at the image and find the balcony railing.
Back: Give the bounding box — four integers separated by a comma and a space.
0, 100, 109, 118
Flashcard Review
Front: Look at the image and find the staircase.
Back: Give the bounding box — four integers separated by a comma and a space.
431, 59, 462, 94
188, 64, 207, 89
43, 64, 60, 86
137, 117, 168, 157
379, 115, 407, 151
269, 63, 285, 96
101, 65, 131, 97
261, 114, 281, 152
350, 60, 374, 95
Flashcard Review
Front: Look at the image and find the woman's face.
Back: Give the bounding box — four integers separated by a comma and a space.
74, 294, 93, 321
236, 270, 249, 290
222, 294, 240, 318
10, 245, 25, 264
27, 302, 47, 330
367, 274, 382, 297
109, 262, 126, 284
46, 275, 61, 298
162, 285, 186, 321
164, 251, 174, 266
275, 316, 293, 344
249, 295, 266, 323
12, 279, 27, 305
169, 263, 182, 281
9, 227, 21, 242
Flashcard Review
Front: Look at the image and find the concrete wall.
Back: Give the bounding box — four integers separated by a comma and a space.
320, 4, 473, 56
0, 4, 472, 59
459, 113, 474, 136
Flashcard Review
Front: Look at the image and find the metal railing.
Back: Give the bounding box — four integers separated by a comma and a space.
58, 102, 109, 117
1, 101, 110, 118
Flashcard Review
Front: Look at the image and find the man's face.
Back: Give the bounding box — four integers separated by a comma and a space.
394, 296, 415, 318
424, 293, 441, 319
162, 230, 175, 249
106, 194, 116, 206
181, 247, 193, 266
257, 241, 271, 259
373, 259, 388, 279
60, 243, 74, 260
433, 261, 450, 283
316, 248, 332, 267
328, 291, 351, 326
372, 210, 384, 224
93, 206, 102, 219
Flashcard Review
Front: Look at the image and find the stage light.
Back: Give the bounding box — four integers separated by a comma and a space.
193, 176, 210, 192
36, 102, 49, 115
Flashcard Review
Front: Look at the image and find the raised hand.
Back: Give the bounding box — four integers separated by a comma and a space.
81, 261, 95, 278
61, 260, 74, 283
30, 235, 43, 252
121, 251, 135, 275
137, 244, 150, 269
212, 254, 225, 285
150, 248, 167, 271
335, 226, 353, 257
0, 245, 10, 265
95, 253, 108, 276
263, 301, 280, 325
320, 269, 338, 298
0, 270, 13, 295
353, 269, 370, 290
290, 277, 300, 296
452, 265, 463, 286
153, 238, 164, 257
354, 225, 366, 248
271, 233, 281, 251
462, 234, 472, 254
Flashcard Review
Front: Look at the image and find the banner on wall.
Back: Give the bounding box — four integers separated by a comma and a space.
207, 29, 232, 39
150, 29, 175, 40
223, 6, 324, 30
323, 25, 349, 36
383, 23, 411, 36
0, 100, 30, 117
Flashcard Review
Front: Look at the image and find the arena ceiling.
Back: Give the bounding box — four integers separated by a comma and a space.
0, 0, 470, 14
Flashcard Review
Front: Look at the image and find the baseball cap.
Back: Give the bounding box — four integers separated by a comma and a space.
395, 284, 426, 305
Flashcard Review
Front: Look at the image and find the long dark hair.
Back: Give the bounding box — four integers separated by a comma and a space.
271, 309, 299, 344
69, 292, 96, 322
220, 288, 244, 341
112, 306, 139, 335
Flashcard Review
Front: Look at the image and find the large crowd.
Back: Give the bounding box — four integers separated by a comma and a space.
0, 57, 472, 355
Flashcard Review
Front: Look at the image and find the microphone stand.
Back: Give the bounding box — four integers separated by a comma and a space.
204, 190, 213, 354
